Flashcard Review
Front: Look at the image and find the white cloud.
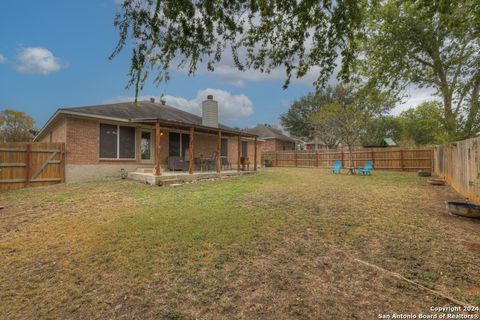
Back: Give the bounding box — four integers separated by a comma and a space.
391, 86, 438, 115
107, 88, 254, 121
16, 47, 63, 75
0, 54, 7, 64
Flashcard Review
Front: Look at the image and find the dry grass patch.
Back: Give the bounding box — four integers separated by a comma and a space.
0, 169, 479, 319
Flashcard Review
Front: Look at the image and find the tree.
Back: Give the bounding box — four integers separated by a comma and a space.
310, 85, 390, 166
362, 116, 403, 146
358, 0, 480, 140
0, 109, 36, 142
399, 101, 447, 146
280, 87, 336, 141
111, 0, 364, 100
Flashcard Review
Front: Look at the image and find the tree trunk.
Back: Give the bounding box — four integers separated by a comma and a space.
348, 145, 354, 168
463, 77, 480, 137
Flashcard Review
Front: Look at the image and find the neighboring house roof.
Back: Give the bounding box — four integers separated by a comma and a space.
383, 138, 397, 146
245, 124, 297, 143
36, 100, 256, 140
363, 138, 397, 148
305, 140, 326, 145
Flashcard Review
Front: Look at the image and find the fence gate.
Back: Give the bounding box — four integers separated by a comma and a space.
0, 142, 65, 191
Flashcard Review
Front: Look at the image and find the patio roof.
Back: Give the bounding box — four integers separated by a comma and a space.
131, 117, 258, 138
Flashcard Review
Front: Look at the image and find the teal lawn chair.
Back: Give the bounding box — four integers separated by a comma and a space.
330, 160, 342, 174
358, 160, 373, 176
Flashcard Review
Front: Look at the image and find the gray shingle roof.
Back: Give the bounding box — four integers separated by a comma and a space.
60, 100, 234, 130
245, 124, 296, 142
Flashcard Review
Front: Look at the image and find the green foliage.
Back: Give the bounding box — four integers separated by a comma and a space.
310, 85, 391, 165
280, 87, 336, 141
0, 109, 35, 142
112, 0, 364, 101
399, 101, 447, 146
358, 0, 480, 140
363, 101, 448, 146
362, 116, 403, 146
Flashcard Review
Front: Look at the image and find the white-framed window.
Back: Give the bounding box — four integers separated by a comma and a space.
99, 123, 136, 159
140, 130, 152, 160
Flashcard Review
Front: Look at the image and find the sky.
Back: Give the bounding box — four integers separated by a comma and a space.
0, 0, 435, 131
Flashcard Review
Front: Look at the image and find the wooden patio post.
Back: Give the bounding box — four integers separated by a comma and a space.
189, 128, 194, 174
25, 143, 31, 187
155, 121, 161, 176
237, 135, 241, 172
254, 137, 257, 171
216, 131, 221, 173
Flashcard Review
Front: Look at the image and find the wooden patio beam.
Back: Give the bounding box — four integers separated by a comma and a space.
189, 127, 194, 174
155, 121, 161, 176
237, 136, 241, 172
254, 137, 257, 171
216, 131, 221, 173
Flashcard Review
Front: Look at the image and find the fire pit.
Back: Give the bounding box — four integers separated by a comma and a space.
446, 201, 480, 219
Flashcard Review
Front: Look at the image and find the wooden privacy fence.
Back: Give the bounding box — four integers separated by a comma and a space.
434, 137, 480, 203
262, 147, 434, 172
0, 142, 65, 191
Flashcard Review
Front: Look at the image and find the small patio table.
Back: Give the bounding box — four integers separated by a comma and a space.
347, 167, 356, 175
196, 157, 215, 171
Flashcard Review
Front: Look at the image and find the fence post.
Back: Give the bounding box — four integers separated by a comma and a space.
60, 143, 66, 183
371, 150, 375, 168
275, 152, 278, 167
400, 149, 404, 171
315, 151, 319, 168
294, 152, 298, 167
341, 151, 344, 168
25, 143, 31, 187
430, 148, 435, 173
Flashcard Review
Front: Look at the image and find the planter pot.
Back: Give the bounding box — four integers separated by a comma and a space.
427, 178, 446, 185
446, 201, 480, 219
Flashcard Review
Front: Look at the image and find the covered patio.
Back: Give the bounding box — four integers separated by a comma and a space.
130, 117, 259, 179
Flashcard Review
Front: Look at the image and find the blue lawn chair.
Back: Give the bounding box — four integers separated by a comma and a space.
358, 160, 373, 176
330, 160, 342, 174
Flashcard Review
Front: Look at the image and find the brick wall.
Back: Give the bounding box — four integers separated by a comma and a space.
260, 139, 277, 152
61, 117, 260, 166
259, 138, 294, 152
37, 117, 66, 143
66, 117, 100, 164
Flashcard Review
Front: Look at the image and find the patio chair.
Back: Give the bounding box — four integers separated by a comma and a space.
206, 152, 218, 171
357, 160, 373, 176
330, 160, 341, 174
240, 156, 250, 171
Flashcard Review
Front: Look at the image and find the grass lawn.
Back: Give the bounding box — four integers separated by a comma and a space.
1, 168, 479, 319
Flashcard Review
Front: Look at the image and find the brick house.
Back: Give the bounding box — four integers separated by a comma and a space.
35, 96, 260, 182
246, 124, 299, 153
305, 140, 328, 151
